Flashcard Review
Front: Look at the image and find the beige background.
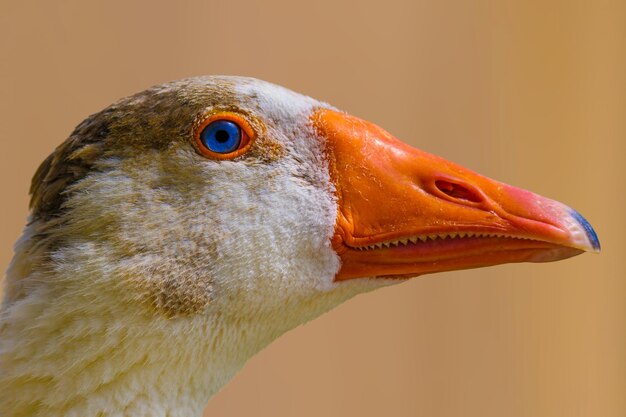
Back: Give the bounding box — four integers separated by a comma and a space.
1, 1, 624, 416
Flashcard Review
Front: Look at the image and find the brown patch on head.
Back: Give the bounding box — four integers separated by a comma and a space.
30, 129, 107, 220
29, 76, 286, 221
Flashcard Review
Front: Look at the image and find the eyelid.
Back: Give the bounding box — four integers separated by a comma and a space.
192, 111, 256, 160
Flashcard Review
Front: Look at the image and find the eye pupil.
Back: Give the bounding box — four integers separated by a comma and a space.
215, 130, 230, 143
200, 120, 242, 154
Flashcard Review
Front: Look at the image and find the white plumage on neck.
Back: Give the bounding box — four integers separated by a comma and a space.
1, 242, 374, 417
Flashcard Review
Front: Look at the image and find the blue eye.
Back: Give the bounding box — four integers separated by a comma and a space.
200, 120, 242, 154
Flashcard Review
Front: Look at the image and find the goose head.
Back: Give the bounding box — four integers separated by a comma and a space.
0, 76, 599, 417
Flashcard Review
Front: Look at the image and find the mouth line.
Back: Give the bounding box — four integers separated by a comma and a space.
347, 232, 546, 251
334, 230, 584, 281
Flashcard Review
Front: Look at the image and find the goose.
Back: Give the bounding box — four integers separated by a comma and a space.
0, 76, 600, 417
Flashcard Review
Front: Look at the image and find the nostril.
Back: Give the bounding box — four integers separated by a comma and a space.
435, 180, 483, 203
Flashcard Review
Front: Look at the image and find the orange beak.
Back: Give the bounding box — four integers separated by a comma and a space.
312, 109, 600, 281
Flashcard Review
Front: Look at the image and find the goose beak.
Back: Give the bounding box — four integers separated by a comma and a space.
312, 109, 600, 281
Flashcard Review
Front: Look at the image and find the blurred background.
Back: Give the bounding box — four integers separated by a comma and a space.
0, 1, 624, 416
